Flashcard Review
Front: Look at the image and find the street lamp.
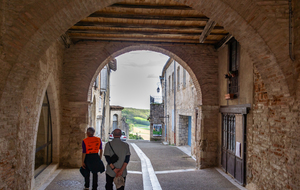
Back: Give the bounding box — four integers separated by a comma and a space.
156, 82, 160, 93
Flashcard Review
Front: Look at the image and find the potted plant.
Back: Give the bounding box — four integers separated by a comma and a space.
225, 71, 238, 79
225, 73, 231, 79
225, 93, 235, 100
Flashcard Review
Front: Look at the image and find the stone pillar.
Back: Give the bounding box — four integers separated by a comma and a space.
60, 101, 89, 167
196, 105, 219, 169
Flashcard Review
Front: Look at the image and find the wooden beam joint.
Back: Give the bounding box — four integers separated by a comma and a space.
199, 19, 216, 43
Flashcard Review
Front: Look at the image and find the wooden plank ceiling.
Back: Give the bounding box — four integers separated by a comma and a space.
67, 0, 229, 46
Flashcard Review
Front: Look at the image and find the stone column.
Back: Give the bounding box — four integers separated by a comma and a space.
196, 105, 219, 169
60, 101, 89, 167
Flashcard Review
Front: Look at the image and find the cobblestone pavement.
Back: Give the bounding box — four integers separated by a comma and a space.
44, 140, 240, 190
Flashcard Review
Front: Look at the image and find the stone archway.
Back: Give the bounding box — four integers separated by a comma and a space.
0, 0, 296, 189
0, 0, 291, 101
62, 42, 217, 169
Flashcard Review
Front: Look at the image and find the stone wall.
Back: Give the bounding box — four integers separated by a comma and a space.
0, 39, 64, 189
163, 60, 199, 157
178, 115, 189, 146
110, 109, 123, 131
150, 103, 164, 141
0, 0, 299, 189
121, 117, 129, 138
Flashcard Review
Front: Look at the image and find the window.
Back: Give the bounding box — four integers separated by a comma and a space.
183, 69, 186, 88
222, 114, 235, 152
113, 114, 118, 130
177, 67, 180, 90
94, 75, 99, 89
98, 96, 101, 112
100, 66, 108, 92
34, 91, 52, 178
228, 38, 239, 95
172, 72, 174, 93
169, 75, 171, 95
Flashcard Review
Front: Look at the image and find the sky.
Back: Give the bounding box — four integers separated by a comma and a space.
110, 51, 169, 110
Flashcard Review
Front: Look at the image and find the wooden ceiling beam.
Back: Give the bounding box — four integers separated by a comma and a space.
67, 29, 227, 37
88, 13, 209, 21
73, 39, 206, 45
214, 34, 233, 49
199, 18, 217, 43
74, 22, 224, 30
69, 35, 218, 44
109, 3, 193, 10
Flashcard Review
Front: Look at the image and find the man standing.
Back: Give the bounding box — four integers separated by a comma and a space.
82, 127, 103, 190
104, 128, 131, 190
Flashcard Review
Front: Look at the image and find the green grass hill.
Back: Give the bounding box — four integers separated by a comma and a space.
122, 107, 150, 131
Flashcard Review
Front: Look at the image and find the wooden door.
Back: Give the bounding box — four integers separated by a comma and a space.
221, 113, 246, 185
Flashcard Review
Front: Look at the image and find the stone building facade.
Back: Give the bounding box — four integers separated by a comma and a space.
110, 106, 124, 132
161, 58, 199, 157
88, 60, 116, 141
149, 103, 164, 141
0, 1, 300, 190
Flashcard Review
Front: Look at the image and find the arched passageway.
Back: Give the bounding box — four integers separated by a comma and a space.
62, 42, 215, 167
0, 0, 299, 189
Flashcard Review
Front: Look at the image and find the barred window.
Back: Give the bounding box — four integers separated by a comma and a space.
228, 38, 239, 95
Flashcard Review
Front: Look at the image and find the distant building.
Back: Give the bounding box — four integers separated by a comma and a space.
89, 59, 117, 141
110, 105, 129, 137
160, 58, 198, 157
149, 102, 164, 141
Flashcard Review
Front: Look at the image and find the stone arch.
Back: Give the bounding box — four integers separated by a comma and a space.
0, 0, 295, 188
1, 0, 291, 105
62, 41, 217, 170
86, 45, 203, 106
30, 74, 61, 183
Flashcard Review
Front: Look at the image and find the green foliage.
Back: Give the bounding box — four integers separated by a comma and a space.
129, 134, 144, 140
133, 117, 149, 125
129, 124, 134, 132
122, 108, 150, 130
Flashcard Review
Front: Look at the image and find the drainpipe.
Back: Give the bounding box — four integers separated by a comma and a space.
174, 61, 176, 144
289, 0, 295, 61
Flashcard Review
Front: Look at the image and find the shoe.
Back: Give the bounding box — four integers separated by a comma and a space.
84, 187, 89, 190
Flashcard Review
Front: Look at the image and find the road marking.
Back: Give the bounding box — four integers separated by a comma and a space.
155, 168, 196, 174
131, 143, 162, 190
128, 171, 143, 174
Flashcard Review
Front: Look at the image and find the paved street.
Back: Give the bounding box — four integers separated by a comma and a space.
43, 140, 241, 190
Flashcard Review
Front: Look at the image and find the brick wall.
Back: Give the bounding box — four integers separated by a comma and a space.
62, 41, 218, 168
246, 68, 300, 190
0, 40, 64, 190
0, 0, 299, 189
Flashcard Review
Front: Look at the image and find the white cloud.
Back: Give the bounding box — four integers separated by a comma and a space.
110, 50, 169, 109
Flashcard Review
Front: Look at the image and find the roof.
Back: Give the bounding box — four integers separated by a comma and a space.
110, 105, 124, 110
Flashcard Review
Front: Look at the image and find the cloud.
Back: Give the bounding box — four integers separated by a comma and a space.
147, 74, 158, 78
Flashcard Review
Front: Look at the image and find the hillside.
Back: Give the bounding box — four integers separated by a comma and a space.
122, 107, 150, 132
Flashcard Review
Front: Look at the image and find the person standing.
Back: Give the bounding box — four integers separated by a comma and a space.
104, 128, 131, 190
82, 127, 103, 190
